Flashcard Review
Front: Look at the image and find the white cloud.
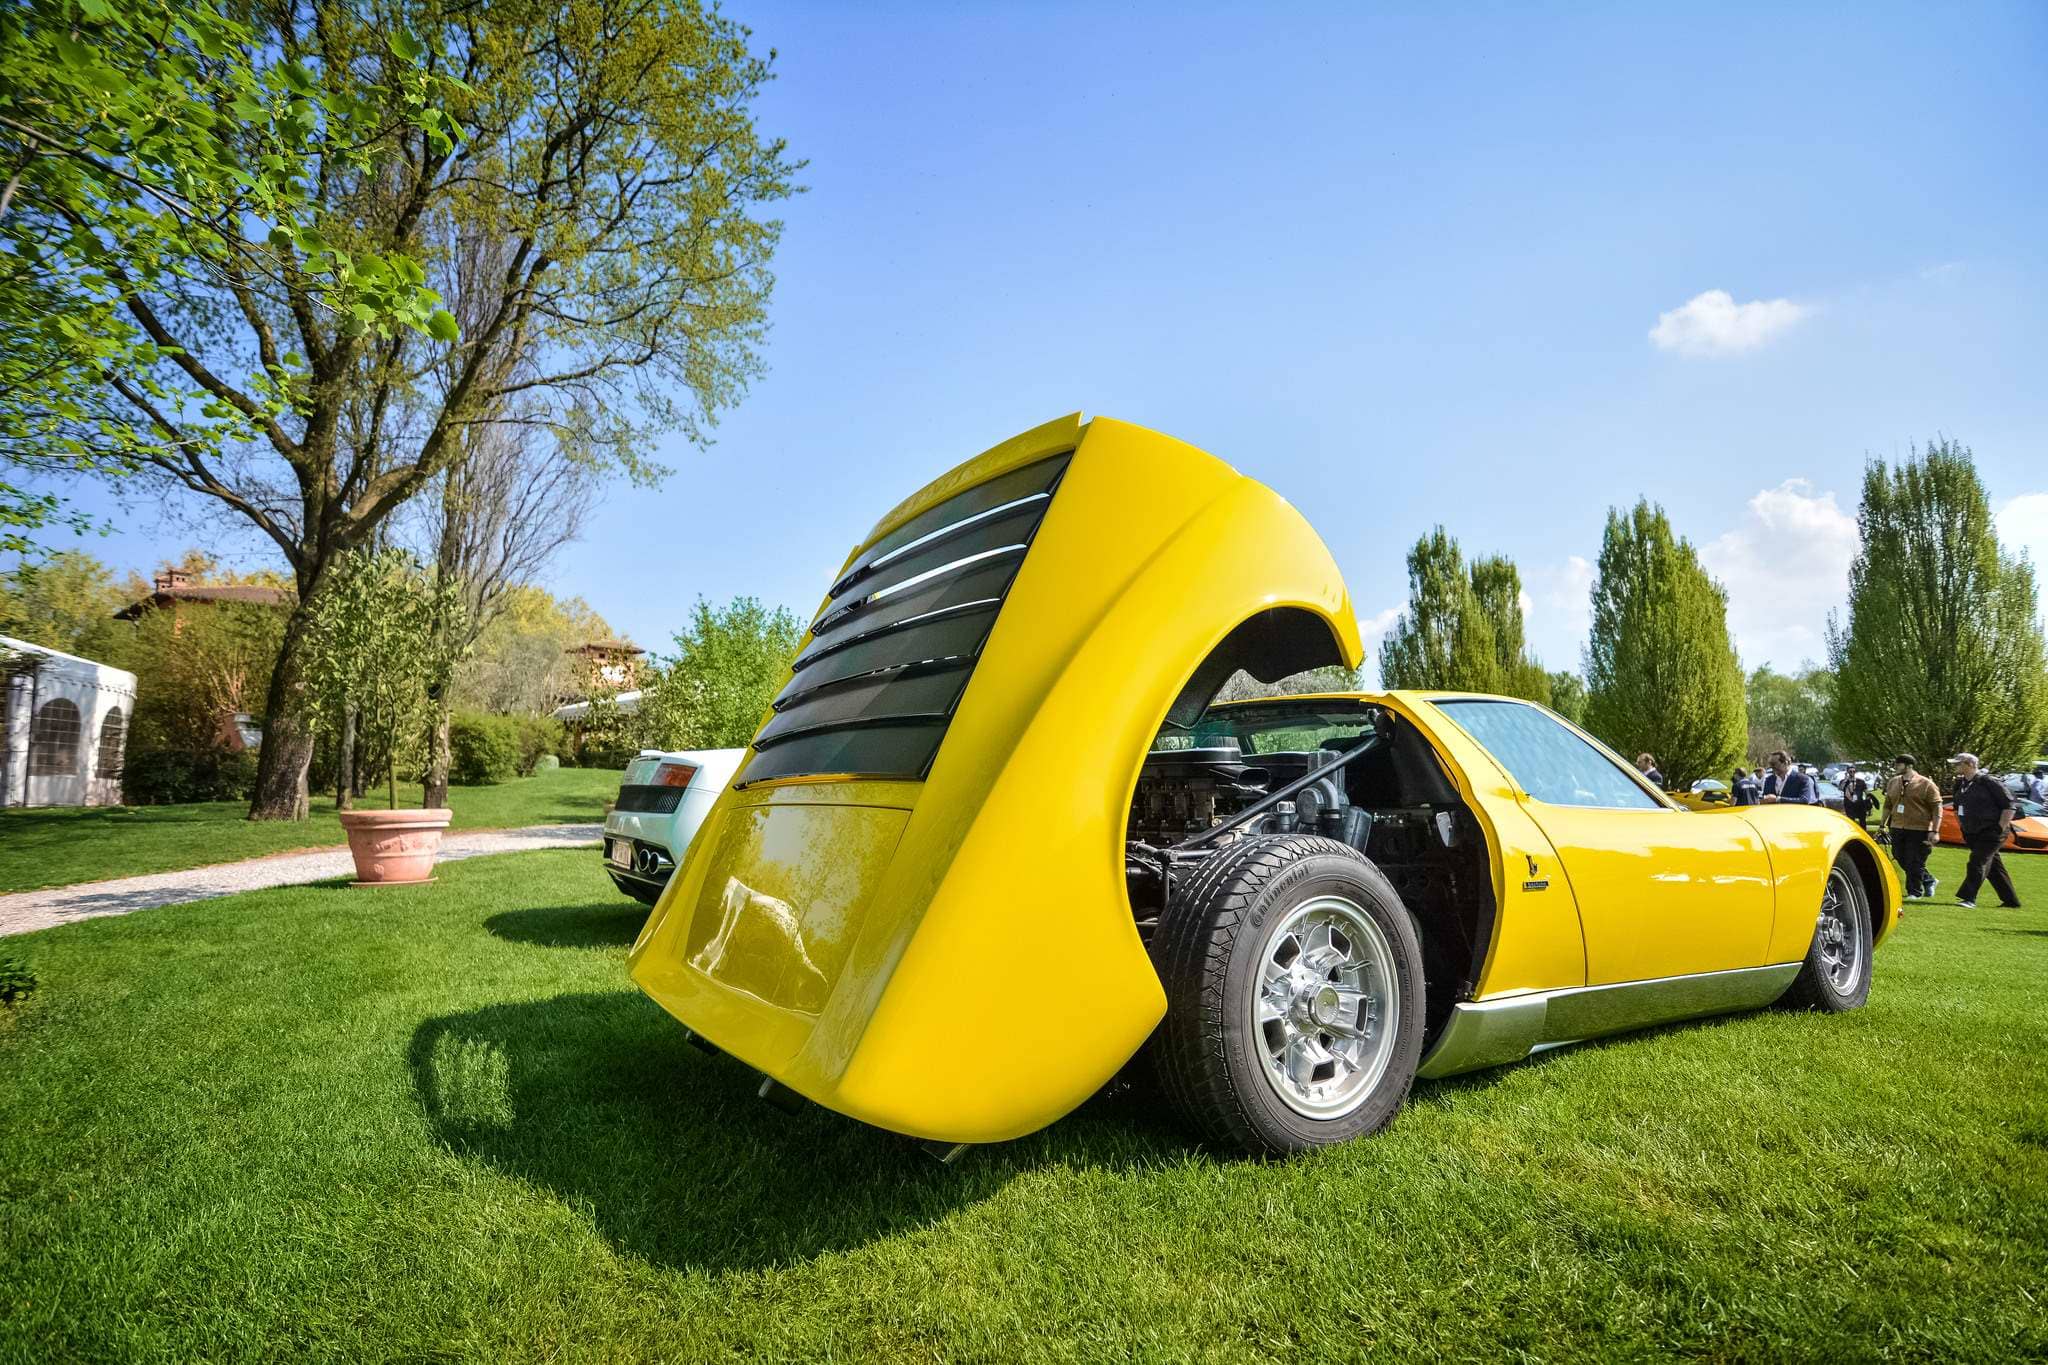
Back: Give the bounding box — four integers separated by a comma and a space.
1700, 480, 1860, 671
1356, 606, 1401, 689
1524, 555, 1595, 670
1997, 493, 2048, 628
1648, 289, 1810, 357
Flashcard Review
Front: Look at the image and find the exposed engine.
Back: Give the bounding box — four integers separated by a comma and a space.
1126, 740, 1372, 852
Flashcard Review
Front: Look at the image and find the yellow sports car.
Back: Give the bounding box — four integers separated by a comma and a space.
628, 415, 1899, 1157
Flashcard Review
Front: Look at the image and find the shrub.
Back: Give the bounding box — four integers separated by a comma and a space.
449, 711, 519, 786
510, 714, 567, 777
0, 953, 34, 1006
121, 748, 260, 805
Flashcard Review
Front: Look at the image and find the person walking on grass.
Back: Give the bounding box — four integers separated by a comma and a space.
1952, 753, 2023, 909
1731, 766, 1761, 806
1761, 750, 1817, 804
1635, 753, 1665, 789
1884, 755, 1942, 901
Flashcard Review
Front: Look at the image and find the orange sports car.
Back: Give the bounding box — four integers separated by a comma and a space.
1935, 800, 2048, 853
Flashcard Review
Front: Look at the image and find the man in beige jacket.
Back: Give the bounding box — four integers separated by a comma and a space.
1884, 754, 1943, 900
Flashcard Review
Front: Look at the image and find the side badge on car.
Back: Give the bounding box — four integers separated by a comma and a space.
1521, 853, 1549, 892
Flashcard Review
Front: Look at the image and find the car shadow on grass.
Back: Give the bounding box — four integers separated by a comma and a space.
408, 991, 1199, 1272
482, 902, 648, 949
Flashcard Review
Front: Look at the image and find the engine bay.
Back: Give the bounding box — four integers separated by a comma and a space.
1124, 702, 1496, 1041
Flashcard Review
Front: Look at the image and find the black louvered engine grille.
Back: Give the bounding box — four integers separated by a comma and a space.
737, 452, 1072, 785
614, 784, 686, 814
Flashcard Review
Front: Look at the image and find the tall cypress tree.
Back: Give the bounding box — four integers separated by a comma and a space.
1827, 440, 2048, 769
1379, 529, 1501, 693
1379, 531, 1550, 700
1583, 501, 1746, 787
1470, 555, 1554, 706
1548, 670, 1589, 725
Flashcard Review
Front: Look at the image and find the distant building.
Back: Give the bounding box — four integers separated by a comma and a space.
563, 639, 645, 695
2, 636, 138, 808
113, 568, 292, 625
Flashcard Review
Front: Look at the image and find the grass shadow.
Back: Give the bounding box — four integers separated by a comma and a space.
1981, 927, 2048, 938
408, 992, 1200, 1271
483, 902, 648, 949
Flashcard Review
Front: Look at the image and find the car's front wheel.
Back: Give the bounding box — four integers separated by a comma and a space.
1149, 834, 1426, 1155
1779, 853, 1873, 1011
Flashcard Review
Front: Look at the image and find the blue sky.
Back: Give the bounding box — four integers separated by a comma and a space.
39, 2, 2048, 679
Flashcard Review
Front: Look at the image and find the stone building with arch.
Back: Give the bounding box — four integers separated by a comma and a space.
1, 635, 138, 808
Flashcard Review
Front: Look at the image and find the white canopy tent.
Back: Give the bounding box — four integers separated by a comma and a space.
551, 690, 641, 723
1, 635, 138, 808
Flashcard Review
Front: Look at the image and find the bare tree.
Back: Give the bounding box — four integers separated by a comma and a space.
414, 413, 593, 805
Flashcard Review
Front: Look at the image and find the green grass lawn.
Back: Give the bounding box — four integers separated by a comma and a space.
0, 767, 621, 893
1, 845, 2043, 1361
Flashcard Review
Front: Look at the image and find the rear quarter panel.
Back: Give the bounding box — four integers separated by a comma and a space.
1740, 804, 1902, 959
630, 416, 1366, 1143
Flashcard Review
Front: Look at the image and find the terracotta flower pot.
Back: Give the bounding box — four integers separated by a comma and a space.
339, 808, 453, 886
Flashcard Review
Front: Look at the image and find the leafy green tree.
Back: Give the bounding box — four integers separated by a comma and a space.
1, 0, 453, 552
1548, 670, 1588, 725
1380, 532, 1551, 700
635, 597, 803, 750
1583, 500, 1746, 788
1827, 441, 2048, 770
10, 0, 797, 820
1746, 665, 1838, 765
1215, 663, 1364, 702
1379, 529, 1501, 693
1469, 554, 1553, 705
100, 600, 287, 757
300, 548, 465, 809
452, 586, 614, 716
0, 551, 126, 655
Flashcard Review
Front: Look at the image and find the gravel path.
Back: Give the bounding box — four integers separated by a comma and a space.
0, 823, 603, 938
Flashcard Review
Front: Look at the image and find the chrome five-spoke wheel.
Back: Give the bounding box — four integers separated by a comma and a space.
1782, 850, 1873, 1012
1149, 834, 1426, 1155
1252, 895, 1401, 1119
1815, 866, 1862, 995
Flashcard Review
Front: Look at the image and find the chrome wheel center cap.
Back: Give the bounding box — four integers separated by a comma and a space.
1309, 984, 1343, 1029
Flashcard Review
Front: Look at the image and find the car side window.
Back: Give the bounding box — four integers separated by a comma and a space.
1434, 700, 1664, 811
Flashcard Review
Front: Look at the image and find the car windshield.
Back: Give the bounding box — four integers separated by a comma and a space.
1158, 699, 1379, 755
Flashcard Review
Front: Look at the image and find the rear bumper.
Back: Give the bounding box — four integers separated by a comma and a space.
605, 858, 671, 904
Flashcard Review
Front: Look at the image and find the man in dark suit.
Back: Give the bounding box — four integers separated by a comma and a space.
1952, 752, 2022, 909
1761, 750, 1818, 804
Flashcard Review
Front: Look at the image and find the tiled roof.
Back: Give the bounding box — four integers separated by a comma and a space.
113, 585, 293, 620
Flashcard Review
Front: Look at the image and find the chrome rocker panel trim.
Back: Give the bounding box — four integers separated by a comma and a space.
1416, 962, 1802, 1080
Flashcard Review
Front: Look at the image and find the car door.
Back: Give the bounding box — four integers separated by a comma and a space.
1428, 699, 1776, 986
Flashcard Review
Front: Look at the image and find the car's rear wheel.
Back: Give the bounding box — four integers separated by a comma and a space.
1779, 853, 1872, 1011
1148, 834, 1426, 1155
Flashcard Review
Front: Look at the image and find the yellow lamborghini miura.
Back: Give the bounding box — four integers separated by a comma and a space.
628, 415, 1899, 1157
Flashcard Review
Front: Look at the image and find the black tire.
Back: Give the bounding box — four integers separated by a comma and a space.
1148, 834, 1427, 1156
1779, 852, 1873, 1012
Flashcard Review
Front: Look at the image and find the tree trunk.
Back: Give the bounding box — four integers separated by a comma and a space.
336, 706, 355, 811
423, 468, 464, 812
248, 600, 319, 820
423, 695, 452, 809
